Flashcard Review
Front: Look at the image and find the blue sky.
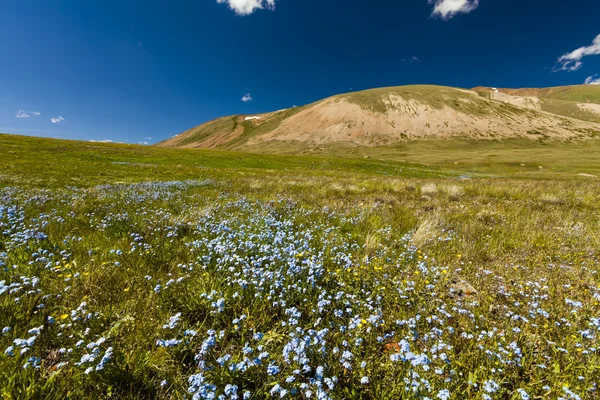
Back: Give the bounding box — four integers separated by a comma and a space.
1, 0, 599, 144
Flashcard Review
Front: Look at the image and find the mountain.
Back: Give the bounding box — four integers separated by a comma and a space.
474, 85, 600, 123
157, 85, 600, 151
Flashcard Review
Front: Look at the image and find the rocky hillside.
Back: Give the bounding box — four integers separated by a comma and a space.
474, 85, 600, 123
158, 85, 600, 151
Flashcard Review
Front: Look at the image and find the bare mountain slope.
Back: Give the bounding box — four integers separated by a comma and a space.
475, 85, 600, 123
158, 85, 600, 151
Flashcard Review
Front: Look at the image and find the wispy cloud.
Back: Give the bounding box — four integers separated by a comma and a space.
50, 116, 65, 124
585, 75, 600, 85
429, 0, 479, 20
241, 93, 253, 102
88, 139, 113, 143
403, 56, 419, 63
16, 109, 41, 118
556, 34, 600, 72
217, 0, 276, 16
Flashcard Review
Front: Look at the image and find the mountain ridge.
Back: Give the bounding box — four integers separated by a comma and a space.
157, 84, 600, 151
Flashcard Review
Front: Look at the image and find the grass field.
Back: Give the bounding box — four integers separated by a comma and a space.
1, 133, 599, 399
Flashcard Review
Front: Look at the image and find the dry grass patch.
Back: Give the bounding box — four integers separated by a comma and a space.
421, 183, 438, 196
539, 193, 564, 205
411, 214, 442, 249
445, 185, 464, 201
364, 231, 382, 255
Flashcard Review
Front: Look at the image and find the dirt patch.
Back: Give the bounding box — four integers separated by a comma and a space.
490, 91, 542, 111
578, 103, 600, 116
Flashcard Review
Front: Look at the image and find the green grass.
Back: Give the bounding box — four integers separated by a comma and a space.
1, 133, 599, 399
539, 99, 600, 123
0, 133, 450, 188
534, 85, 600, 104
240, 137, 600, 179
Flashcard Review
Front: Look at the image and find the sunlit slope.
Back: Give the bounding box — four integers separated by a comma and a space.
475, 85, 600, 123
158, 85, 600, 151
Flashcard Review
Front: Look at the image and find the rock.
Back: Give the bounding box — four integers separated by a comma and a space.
449, 277, 478, 299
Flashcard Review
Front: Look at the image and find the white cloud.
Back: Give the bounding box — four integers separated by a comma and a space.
16, 109, 41, 118
241, 93, 253, 102
51, 116, 65, 124
585, 75, 600, 85
556, 34, 600, 72
217, 0, 276, 16
138, 141, 149, 145
429, 0, 479, 20
88, 139, 113, 143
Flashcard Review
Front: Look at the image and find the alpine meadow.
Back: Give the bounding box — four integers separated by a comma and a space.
1, 131, 600, 399
2, 1, 600, 399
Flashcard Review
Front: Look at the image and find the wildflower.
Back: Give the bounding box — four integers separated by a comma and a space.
361, 376, 369, 385
437, 389, 450, 400
96, 347, 113, 371
517, 389, 530, 400
483, 380, 499, 393
224, 384, 238, 397
162, 313, 182, 330
267, 363, 280, 376
4, 346, 14, 357
562, 386, 582, 400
